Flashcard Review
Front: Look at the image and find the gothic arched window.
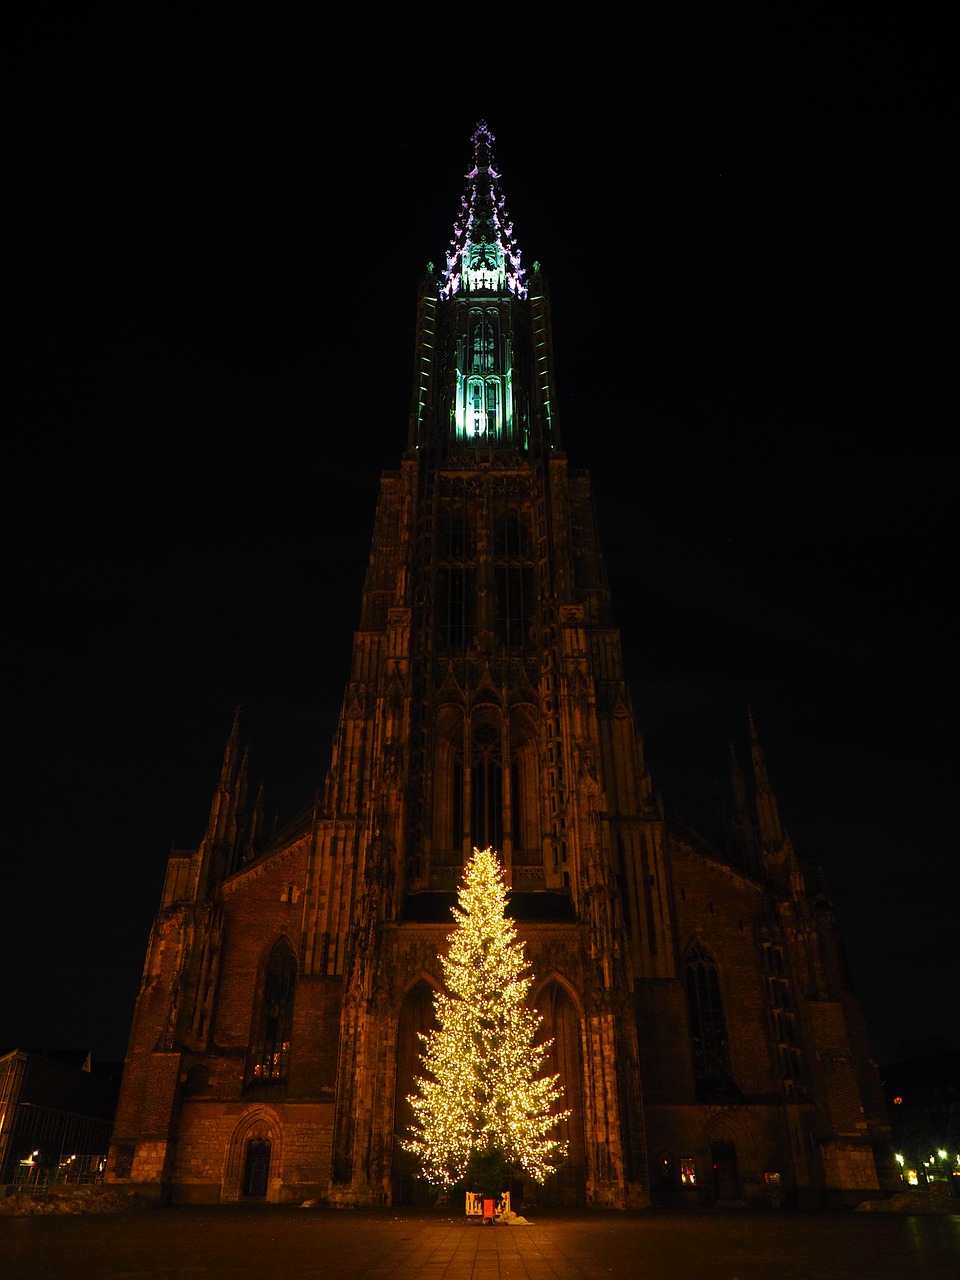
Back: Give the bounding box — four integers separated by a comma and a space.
469, 308, 498, 373
685, 941, 735, 1097
493, 504, 534, 650
471, 722, 503, 852
436, 496, 476, 651
250, 940, 297, 1084
467, 377, 485, 436
436, 565, 475, 650
485, 377, 500, 436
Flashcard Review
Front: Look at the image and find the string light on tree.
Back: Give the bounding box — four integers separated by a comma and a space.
404, 846, 569, 1193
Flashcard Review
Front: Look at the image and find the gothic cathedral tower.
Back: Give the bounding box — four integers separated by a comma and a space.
328, 120, 658, 1208
106, 124, 889, 1210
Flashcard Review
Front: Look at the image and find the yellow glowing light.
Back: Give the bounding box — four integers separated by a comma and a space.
404, 847, 569, 1190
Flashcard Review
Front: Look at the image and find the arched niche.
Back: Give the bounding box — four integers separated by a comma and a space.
391, 979, 440, 1206
533, 978, 586, 1207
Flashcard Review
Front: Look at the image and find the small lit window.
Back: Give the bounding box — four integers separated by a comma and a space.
250, 941, 296, 1084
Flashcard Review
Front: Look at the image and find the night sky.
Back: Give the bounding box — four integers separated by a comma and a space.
7, 16, 954, 1069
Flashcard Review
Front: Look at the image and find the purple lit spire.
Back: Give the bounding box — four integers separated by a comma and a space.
441, 122, 527, 300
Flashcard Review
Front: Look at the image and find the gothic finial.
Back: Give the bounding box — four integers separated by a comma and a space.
472, 119, 494, 146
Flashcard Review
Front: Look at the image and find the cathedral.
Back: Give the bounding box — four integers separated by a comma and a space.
105, 123, 890, 1210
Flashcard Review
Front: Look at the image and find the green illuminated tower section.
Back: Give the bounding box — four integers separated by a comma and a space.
409, 122, 555, 459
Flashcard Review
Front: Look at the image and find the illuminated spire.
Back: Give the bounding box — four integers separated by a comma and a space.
441, 122, 527, 300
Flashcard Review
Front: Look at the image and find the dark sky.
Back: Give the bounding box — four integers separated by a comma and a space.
7, 15, 954, 1068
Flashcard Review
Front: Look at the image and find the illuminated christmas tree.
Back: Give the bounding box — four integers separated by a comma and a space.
404, 846, 569, 1194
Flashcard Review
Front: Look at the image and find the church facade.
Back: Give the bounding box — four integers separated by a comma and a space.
105, 124, 890, 1210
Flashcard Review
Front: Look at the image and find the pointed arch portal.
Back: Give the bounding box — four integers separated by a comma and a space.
535, 980, 586, 1207
392, 980, 439, 1205
242, 1136, 271, 1198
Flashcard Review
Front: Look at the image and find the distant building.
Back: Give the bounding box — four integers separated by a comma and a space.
106, 123, 892, 1210
0, 1049, 120, 1190
882, 1051, 960, 1196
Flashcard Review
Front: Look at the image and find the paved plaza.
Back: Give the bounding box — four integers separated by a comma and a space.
1, 1204, 958, 1279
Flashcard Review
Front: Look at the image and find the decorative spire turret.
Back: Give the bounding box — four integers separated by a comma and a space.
749, 708, 783, 850
441, 122, 527, 300
729, 740, 760, 874
196, 708, 253, 895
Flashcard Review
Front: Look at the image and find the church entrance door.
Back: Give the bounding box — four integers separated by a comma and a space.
711, 1140, 741, 1203
242, 1137, 271, 1198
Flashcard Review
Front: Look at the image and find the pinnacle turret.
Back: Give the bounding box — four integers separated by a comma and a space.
195, 710, 254, 895
729, 740, 760, 874
748, 708, 783, 850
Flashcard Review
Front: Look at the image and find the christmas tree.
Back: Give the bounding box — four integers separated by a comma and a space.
404, 846, 569, 1193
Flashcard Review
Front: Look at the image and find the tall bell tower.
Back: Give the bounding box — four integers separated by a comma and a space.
326, 121, 665, 1207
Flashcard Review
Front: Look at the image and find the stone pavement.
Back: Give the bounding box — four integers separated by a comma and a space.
1, 1204, 958, 1278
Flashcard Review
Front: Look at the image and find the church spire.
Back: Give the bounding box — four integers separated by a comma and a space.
748, 708, 783, 849
730, 739, 760, 874
195, 708, 251, 895
219, 706, 242, 788
747, 709, 809, 899
409, 122, 552, 455
441, 121, 527, 300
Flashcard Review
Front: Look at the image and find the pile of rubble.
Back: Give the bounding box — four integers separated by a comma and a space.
0, 1185, 150, 1216
855, 1191, 957, 1215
